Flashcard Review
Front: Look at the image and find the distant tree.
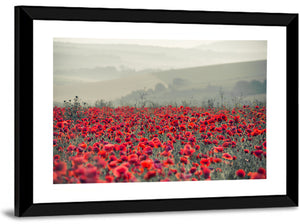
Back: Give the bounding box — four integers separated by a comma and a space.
263, 80, 266, 92
172, 78, 186, 86
154, 83, 166, 92
95, 99, 113, 108
63, 96, 87, 120
232, 80, 249, 96
136, 87, 150, 107
232, 79, 266, 96
207, 98, 215, 108
219, 87, 225, 107
250, 80, 264, 93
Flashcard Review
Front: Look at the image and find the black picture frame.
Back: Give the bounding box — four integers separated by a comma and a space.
15, 5, 298, 217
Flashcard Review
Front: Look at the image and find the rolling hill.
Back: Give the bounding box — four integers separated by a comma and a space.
54, 60, 266, 105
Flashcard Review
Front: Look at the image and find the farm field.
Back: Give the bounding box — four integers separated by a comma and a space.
53, 105, 266, 184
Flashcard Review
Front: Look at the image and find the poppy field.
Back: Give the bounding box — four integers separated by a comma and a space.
53, 104, 266, 184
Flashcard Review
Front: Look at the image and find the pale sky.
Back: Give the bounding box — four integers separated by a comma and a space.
54, 38, 218, 49
54, 39, 267, 71
53, 38, 267, 83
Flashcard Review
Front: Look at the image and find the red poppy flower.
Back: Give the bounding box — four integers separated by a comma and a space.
98, 150, 107, 158
72, 156, 86, 167
194, 170, 203, 177
253, 150, 264, 159
56, 121, 65, 128
214, 146, 224, 153
250, 172, 266, 179
108, 161, 118, 170
180, 157, 188, 164
236, 169, 246, 178
161, 150, 171, 157
78, 142, 87, 150
257, 167, 266, 175
190, 167, 197, 173
212, 140, 218, 145
85, 166, 99, 183
222, 153, 233, 160
222, 142, 231, 148
103, 144, 114, 152
263, 141, 266, 149
54, 161, 67, 176
144, 171, 156, 180
113, 165, 129, 178
115, 137, 122, 143
200, 158, 211, 167
95, 158, 107, 168
128, 154, 138, 164
105, 176, 114, 183
254, 145, 262, 150
213, 158, 222, 163
202, 167, 211, 179
141, 159, 153, 169
163, 158, 175, 166
216, 168, 222, 172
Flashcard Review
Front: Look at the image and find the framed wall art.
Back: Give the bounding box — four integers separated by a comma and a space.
15, 6, 298, 216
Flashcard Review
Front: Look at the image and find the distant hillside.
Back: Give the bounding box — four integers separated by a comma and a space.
152, 60, 266, 90
54, 60, 266, 106
54, 73, 164, 104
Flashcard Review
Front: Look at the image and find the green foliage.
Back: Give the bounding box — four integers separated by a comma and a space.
95, 99, 114, 108
63, 96, 88, 120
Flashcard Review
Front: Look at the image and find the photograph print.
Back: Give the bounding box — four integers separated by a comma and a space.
53, 38, 267, 184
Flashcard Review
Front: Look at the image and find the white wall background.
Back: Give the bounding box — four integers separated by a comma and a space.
0, 0, 299, 223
